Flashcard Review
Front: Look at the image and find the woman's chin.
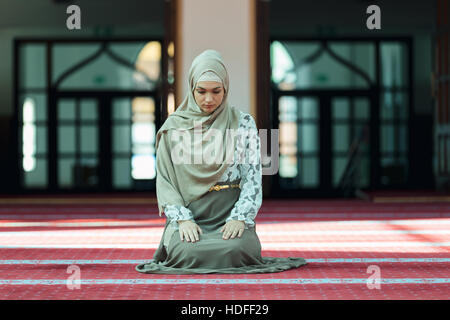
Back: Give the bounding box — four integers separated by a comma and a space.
202, 106, 216, 113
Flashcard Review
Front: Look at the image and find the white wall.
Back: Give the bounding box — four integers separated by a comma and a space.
177, 0, 255, 115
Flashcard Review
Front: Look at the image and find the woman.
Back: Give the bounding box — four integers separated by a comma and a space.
135, 49, 307, 274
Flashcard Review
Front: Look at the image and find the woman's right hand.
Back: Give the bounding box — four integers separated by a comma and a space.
178, 220, 203, 243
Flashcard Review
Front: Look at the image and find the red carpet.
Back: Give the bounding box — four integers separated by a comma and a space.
0, 196, 449, 300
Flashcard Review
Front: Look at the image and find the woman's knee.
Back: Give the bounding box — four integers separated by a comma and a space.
226, 235, 258, 255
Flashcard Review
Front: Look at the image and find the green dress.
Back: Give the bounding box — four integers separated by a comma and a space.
135, 187, 307, 274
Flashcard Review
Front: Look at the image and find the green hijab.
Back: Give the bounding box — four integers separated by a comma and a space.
155, 49, 241, 215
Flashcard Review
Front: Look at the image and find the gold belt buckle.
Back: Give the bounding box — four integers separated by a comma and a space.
209, 184, 240, 192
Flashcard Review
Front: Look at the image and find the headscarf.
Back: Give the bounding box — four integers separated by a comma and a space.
155, 49, 241, 216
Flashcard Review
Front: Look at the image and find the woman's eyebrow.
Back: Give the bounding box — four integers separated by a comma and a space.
197, 86, 222, 90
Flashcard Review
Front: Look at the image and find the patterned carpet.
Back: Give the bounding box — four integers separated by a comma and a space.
0, 196, 449, 299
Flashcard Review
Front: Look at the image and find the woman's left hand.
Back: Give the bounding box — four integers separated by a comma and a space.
220, 220, 245, 240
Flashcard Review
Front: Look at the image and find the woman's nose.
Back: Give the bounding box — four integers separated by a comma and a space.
205, 93, 213, 102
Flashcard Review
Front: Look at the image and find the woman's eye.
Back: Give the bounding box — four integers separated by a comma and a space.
197, 90, 220, 94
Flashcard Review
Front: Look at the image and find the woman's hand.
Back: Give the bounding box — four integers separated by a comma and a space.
220, 220, 245, 240
178, 220, 203, 243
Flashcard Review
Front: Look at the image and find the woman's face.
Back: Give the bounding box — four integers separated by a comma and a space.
193, 81, 225, 113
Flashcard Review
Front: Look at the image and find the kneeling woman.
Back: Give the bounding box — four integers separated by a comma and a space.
136, 50, 307, 274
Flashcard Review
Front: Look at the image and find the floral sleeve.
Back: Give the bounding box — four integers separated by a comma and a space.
163, 205, 194, 229
226, 114, 262, 229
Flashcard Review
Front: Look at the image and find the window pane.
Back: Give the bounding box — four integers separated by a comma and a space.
19, 44, 46, 89
58, 99, 76, 121
131, 97, 156, 179
381, 124, 395, 153
381, 92, 409, 120
332, 98, 350, 120
80, 99, 98, 121
280, 122, 297, 156
53, 42, 161, 90
333, 124, 350, 152
58, 158, 75, 187
113, 158, 132, 188
113, 98, 132, 121
329, 42, 376, 86
279, 154, 298, 178
279, 96, 297, 122
394, 93, 409, 119
333, 157, 348, 186
80, 125, 98, 154
302, 157, 319, 187
131, 97, 156, 155
21, 98, 37, 163
354, 98, 370, 120
132, 154, 155, 180
299, 52, 369, 89
299, 97, 319, 120
36, 126, 47, 154
53, 44, 101, 83
75, 158, 99, 187
381, 92, 394, 120
301, 123, 318, 153
113, 125, 131, 153
356, 156, 370, 188
60, 158, 99, 188
380, 42, 408, 88
355, 124, 370, 154
114, 42, 161, 82
20, 94, 47, 122
271, 41, 374, 90
23, 158, 47, 188
280, 156, 320, 188
58, 125, 76, 153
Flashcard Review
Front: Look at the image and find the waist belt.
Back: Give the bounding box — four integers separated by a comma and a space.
208, 184, 240, 192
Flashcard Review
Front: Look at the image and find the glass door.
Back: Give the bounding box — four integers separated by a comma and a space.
330, 96, 371, 190
270, 38, 411, 196
15, 39, 163, 192
111, 96, 157, 190
55, 94, 157, 191
278, 96, 320, 190
275, 94, 372, 196
56, 97, 100, 190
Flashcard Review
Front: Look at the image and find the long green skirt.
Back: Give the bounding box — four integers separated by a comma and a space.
135, 187, 307, 274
